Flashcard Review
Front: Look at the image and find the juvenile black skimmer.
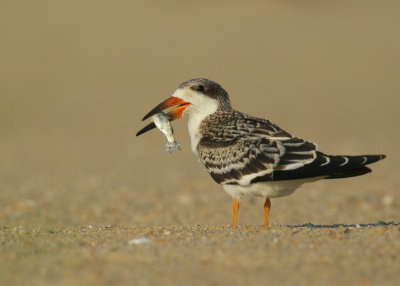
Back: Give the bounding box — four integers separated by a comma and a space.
137, 78, 386, 227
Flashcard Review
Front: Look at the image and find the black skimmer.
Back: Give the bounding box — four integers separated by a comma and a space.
137, 78, 386, 227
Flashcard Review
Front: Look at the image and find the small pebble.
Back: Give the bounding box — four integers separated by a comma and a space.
381, 195, 394, 206
129, 238, 151, 245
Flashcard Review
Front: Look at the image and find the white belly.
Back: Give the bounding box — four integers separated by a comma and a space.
222, 178, 322, 201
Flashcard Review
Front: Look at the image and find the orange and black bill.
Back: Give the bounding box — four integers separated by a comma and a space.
136, 122, 157, 137
136, 96, 191, 137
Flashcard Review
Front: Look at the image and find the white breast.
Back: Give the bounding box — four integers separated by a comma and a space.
186, 101, 219, 160
222, 177, 323, 201
187, 113, 204, 157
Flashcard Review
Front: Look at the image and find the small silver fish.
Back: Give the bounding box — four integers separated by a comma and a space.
152, 112, 181, 153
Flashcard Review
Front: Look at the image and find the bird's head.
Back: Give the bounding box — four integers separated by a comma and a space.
137, 79, 231, 136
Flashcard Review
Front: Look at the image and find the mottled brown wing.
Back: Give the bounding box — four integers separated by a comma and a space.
197, 112, 319, 185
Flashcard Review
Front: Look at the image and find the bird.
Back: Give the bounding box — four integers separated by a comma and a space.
136, 78, 386, 228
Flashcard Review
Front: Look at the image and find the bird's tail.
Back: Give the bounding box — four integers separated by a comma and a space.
323, 154, 386, 179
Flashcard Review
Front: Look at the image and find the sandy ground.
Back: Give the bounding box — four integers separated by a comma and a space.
1, 1, 400, 285
1, 224, 399, 286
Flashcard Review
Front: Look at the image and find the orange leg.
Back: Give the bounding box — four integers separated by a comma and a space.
232, 199, 240, 228
263, 198, 271, 227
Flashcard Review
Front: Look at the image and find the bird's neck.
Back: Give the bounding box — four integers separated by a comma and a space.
187, 105, 221, 156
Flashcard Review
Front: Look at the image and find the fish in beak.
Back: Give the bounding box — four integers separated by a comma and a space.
136, 96, 191, 136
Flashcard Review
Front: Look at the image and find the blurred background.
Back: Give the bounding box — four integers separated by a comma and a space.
0, 0, 399, 227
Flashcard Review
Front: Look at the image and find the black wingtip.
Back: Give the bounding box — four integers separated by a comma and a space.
136, 122, 156, 136
326, 166, 372, 179
364, 154, 387, 165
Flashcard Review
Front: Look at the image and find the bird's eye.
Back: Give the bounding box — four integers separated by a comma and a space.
196, 85, 205, 92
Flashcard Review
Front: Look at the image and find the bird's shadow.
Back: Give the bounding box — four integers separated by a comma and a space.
286, 221, 399, 229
